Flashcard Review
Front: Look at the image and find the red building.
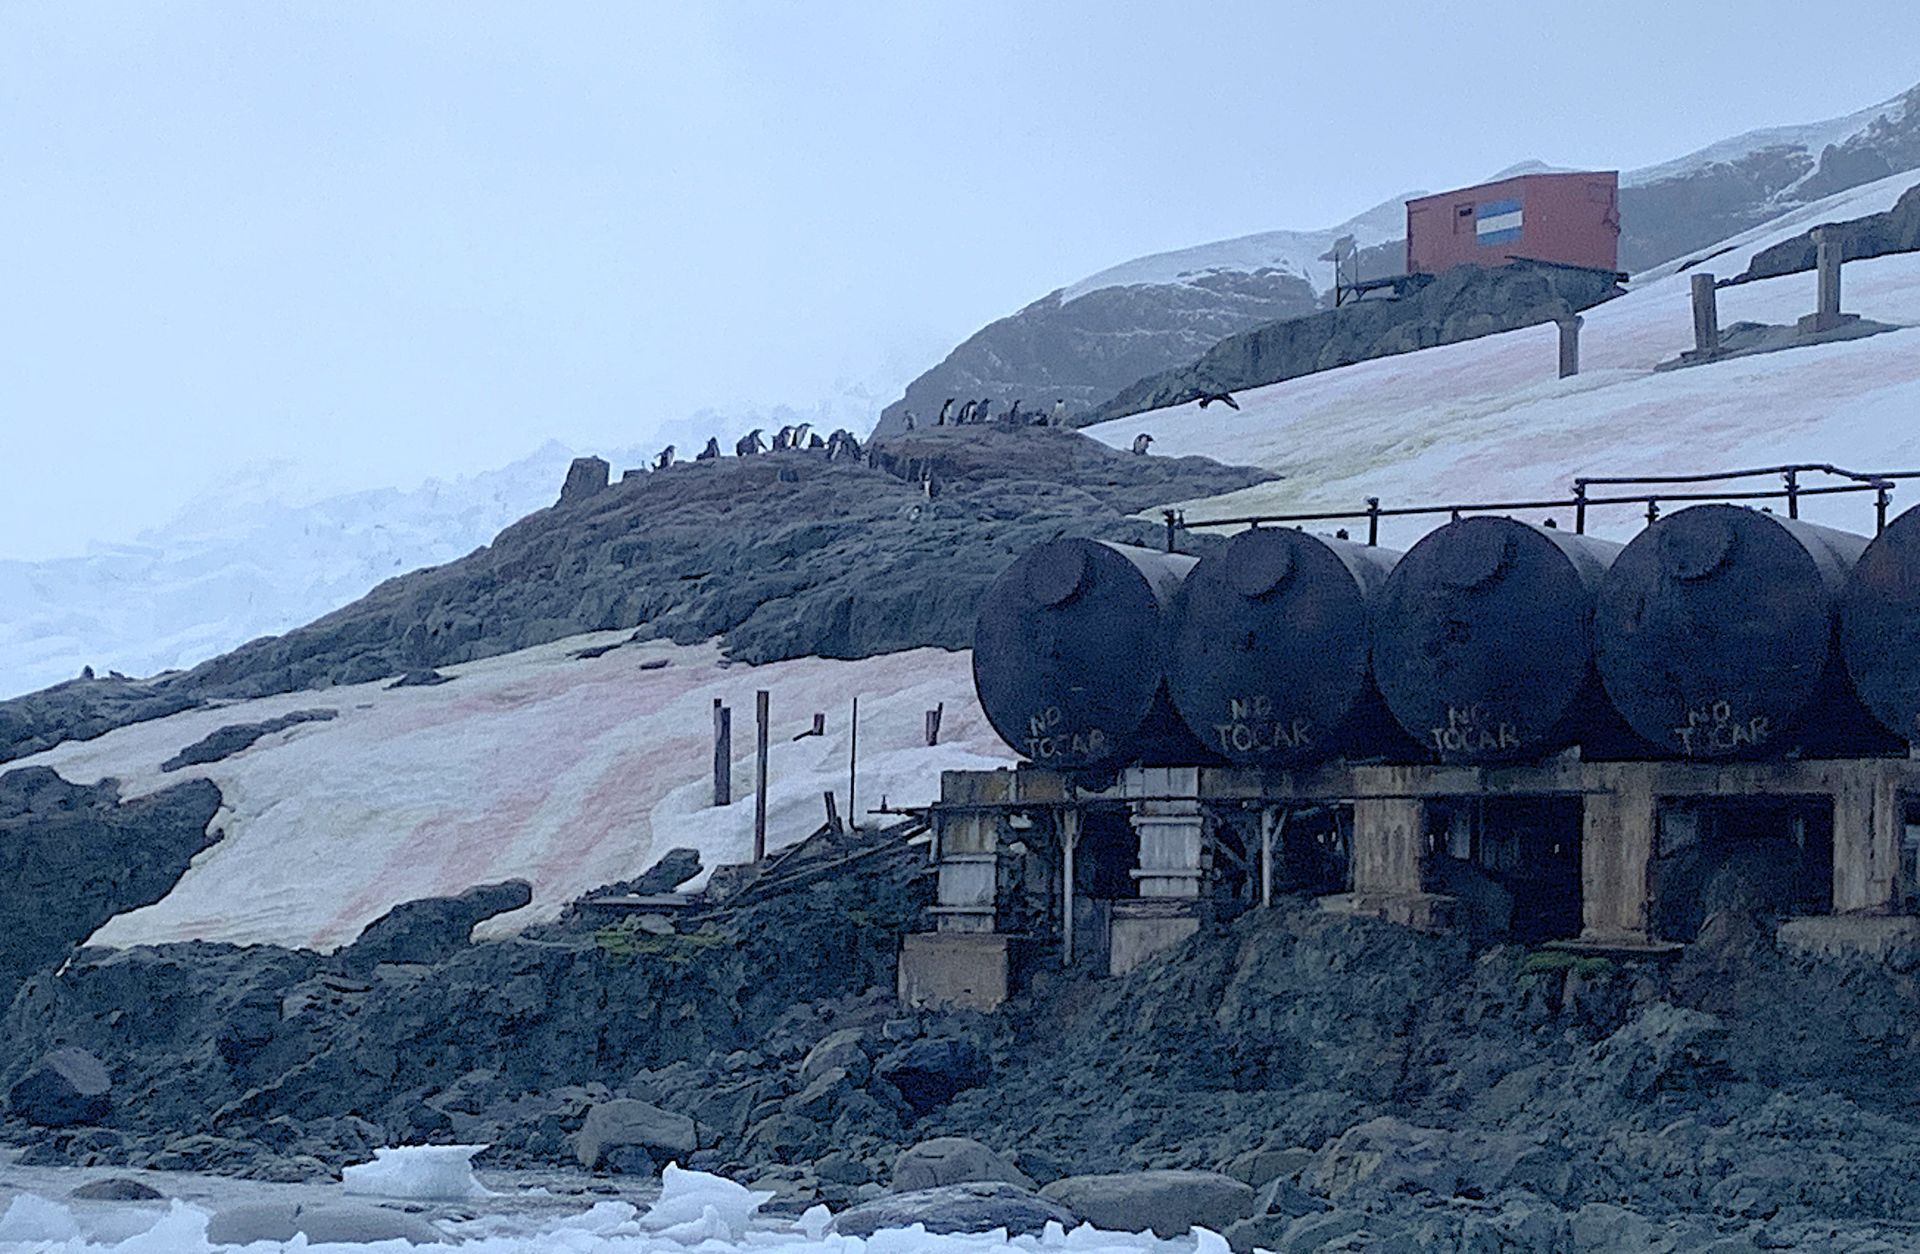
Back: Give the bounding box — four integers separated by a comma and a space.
1406, 171, 1621, 276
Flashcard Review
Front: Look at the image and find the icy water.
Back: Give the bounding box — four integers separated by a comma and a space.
0, 1150, 1215, 1253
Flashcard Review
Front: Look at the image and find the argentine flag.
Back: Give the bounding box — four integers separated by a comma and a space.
1476, 198, 1523, 246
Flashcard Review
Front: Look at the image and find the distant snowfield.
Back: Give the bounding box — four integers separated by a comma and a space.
18, 638, 1011, 952
0, 441, 656, 701
1083, 170, 1920, 551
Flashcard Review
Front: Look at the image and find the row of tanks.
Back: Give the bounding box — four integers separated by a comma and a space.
970, 503, 1920, 773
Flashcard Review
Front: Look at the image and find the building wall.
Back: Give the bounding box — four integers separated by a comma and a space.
1407, 172, 1620, 276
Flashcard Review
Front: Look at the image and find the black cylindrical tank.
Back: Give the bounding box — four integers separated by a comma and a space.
1595, 504, 1872, 758
972, 538, 1202, 771
1840, 505, 1920, 746
1166, 527, 1403, 766
1374, 516, 1622, 764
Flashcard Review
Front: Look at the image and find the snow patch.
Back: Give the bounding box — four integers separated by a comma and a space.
16, 637, 1013, 952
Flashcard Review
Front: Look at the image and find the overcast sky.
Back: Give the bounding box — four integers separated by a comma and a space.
3, 2, 1918, 559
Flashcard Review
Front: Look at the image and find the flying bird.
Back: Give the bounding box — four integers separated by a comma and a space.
1197, 391, 1240, 411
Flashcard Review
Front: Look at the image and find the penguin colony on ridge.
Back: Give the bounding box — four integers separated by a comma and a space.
647, 425, 863, 473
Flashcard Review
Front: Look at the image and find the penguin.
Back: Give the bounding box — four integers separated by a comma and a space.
655, 445, 676, 469
1131, 433, 1153, 456
1050, 399, 1066, 427
792, 422, 812, 450
772, 425, 795, 452
976, 397, 992, 424
696, 437, 721, 461
956, 400, 976, 425
903, 410, 916, 431
937, 397, 954, 426
736, 428, 766, 456
808, 432, 826, 450
1005, 399, 1022, 426
1197, 390, 1240, 411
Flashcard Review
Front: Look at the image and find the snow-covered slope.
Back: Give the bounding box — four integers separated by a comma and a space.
16, 635, 1010, 952
1059, 193, 1416, 304
1626, 89, 1912, 192
0, 441, 651, 701
1082, 170, 1920, 550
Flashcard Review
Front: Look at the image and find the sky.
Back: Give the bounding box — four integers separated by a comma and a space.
2, 1, 1919, 560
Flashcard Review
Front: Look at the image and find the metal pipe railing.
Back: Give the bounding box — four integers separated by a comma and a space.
1162, 462, 1907, 551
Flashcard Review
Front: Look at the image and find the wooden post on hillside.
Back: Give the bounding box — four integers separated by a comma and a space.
753, 690, 769, 862
925, 703, 944, 747
712, 699, 731, 807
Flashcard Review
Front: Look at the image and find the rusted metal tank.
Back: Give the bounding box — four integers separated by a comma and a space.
1841, 505, 1920, 746
972, 538, 1202, 771
1166, 527, 1403, 765
1374, 516, 1622, 763
1595, 504, 1875, 758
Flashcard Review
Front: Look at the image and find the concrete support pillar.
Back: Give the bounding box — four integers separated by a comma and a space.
1110, 767, 1206, 974
1817, 229, 1843, 323
1556, 314, 1583, 379
1799, 228, 1857, 334
1351, 799, 1426, 898
929, 772, 1010, 934
1579, 764, 1656, 944
1830, 762, 1902, 914
1690, 273, 1720, 356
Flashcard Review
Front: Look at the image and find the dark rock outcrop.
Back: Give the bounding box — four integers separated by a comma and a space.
0, 673, 200, 766
7, 1048, 111, 1127
877, 269, 1322, 435
560, 456, 611, 504
337, 880, 533, 973
159, 708, 337, 772
1726, 178, 1920, 284
1087, 262, 1623, 424
1621, 83, 1920, 273
144, 427, 1266, 702
0, 767, 222, 1001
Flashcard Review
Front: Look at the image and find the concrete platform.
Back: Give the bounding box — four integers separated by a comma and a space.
897, 932, 1033, 1011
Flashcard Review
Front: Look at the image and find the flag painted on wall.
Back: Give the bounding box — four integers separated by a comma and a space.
1476, 198, 1523, 246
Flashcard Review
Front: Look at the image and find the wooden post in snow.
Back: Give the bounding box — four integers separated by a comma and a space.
925, 703, 944, 747
1556, 314, 1583, 379
847, 695, 859, 832
1690, 273, 1720, 356
712, 699, 731, 807
753, 690, 769, 862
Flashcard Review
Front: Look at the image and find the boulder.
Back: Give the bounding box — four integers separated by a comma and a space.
874, 1037, 987, 1114
339, 880, 532, 972
831, 1181, 1078, 1238
69, 1177, 163, 1201
1040, 1170, 1255, 1239
206, 1200, 450, 1246
892, 1137, 1033, 1192
799, 1028, 871, 1088
560, 456, 610, 503
1225, 1144, 1315, 1189
8, 1048, 111, 1127
574, 1099, 699, 1170
630, 847, 703, 895
782, 1067, 852, 1122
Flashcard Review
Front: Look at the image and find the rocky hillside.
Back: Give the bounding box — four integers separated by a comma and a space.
1086, 262, 1624, 425
0, 428, 1271, 763
879, 83, 1920, 440
12, 844, 1920, 1251
1621, 82, 1920, 272
1726, 179, 1920, 285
